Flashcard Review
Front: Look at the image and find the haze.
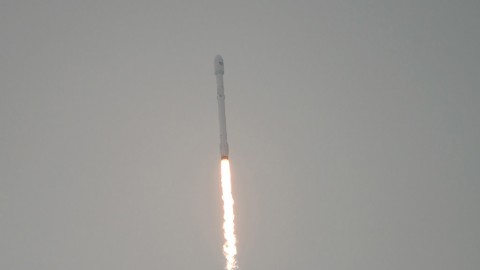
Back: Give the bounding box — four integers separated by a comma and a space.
1, 1, 479, 269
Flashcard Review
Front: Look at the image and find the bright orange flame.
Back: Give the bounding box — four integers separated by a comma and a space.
220, 159, 237, 270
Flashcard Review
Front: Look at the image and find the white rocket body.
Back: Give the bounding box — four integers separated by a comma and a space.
215, 55, 229, 160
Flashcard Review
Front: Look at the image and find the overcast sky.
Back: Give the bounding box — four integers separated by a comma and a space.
1, 1, 479, 270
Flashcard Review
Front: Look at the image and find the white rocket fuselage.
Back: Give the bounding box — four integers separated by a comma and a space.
215, 55, 229, 160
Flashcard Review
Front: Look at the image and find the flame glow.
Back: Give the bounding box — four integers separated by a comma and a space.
220, 159, 237, 270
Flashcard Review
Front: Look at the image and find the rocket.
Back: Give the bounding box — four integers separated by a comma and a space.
214, 55, 229, 160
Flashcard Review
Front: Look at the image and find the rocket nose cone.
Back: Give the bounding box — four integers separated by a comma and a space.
214, 55, 224, 75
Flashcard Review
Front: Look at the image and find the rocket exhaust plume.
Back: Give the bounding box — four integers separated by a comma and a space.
215, 55, 238, 270
220, 159, 237, 270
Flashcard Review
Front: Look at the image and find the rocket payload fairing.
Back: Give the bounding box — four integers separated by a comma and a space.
215, 55, 229, 160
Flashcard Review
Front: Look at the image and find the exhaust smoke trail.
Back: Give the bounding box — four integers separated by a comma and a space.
220, 159, 237, 270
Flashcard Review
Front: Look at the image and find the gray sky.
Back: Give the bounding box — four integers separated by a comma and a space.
1, 1, 479, 269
